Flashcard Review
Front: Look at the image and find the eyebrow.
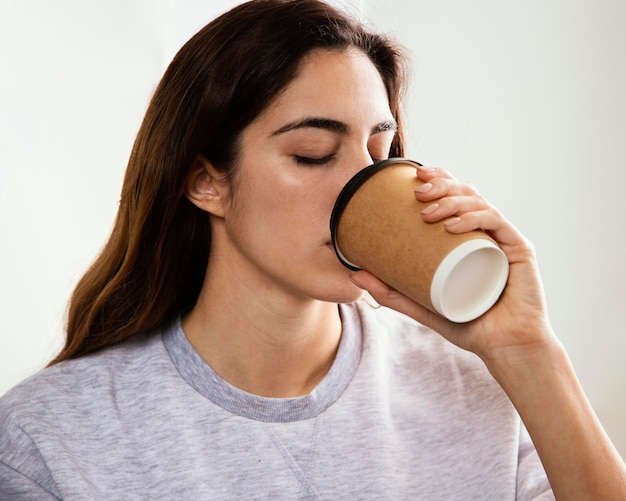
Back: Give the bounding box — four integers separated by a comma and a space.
270, 117, 398, 137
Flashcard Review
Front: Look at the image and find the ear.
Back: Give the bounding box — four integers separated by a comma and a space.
184, 156, 229, 218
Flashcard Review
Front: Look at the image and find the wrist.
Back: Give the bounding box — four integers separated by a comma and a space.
479, 326, 565, 391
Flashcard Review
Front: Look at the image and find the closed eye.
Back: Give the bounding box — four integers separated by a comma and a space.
294, 154, 335, 166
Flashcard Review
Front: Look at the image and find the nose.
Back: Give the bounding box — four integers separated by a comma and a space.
332, 140, 382, 203
342, 148, 377, 184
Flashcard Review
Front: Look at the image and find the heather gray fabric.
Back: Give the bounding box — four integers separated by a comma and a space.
0, 301, 554, 500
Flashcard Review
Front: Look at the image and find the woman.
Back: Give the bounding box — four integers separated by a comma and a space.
1, 0, 624, 499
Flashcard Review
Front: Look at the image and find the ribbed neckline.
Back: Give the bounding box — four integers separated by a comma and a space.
162, 303, 362, 423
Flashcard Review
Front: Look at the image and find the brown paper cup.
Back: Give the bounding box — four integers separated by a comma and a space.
330, 158, 509, 322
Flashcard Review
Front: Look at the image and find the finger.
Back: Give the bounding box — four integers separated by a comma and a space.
415, 165, 455, 183
443, 209, 531, 253
350, 270, 462, 342
413, 172, 533, 254
442, 208, 502, 233
420, 195, 490, 223
350, 270, 435, 323
414, 177, 479, 202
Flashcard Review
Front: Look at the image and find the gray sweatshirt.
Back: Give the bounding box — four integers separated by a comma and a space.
0, 301, 553, 500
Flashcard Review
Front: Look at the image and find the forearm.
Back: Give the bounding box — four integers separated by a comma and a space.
485, 338, 626, 500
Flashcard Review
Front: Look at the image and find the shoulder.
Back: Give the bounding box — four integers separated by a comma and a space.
0, 329, 168, 444
2, 329, 162, 407
0, 327, 176, 491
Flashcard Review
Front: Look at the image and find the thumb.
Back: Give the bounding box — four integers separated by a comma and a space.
350, 270, 439, 327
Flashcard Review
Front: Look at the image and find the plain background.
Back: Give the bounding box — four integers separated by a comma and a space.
1, 0, 624, 457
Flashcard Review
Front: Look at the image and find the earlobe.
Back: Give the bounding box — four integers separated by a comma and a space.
185, 156, 228, 217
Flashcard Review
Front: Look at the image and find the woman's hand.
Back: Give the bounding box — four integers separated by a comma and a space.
349, 165, 557, 368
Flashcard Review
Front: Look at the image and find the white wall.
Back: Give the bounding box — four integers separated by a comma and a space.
1, 0, 624, 457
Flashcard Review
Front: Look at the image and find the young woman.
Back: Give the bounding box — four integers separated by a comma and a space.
1, 1, 624, 499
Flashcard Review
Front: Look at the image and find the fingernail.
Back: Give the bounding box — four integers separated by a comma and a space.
444, 217, 461, 227
421, 203, 439, 215
415, 163, 435, 172
415, 182, 433, 194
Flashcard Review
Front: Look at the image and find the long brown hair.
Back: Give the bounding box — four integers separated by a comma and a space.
51, 0, 408, 365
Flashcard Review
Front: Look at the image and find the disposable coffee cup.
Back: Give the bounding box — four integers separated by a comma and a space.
330, 158, 509, 323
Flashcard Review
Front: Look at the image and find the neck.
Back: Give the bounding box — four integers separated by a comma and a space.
182, 254, 343, 398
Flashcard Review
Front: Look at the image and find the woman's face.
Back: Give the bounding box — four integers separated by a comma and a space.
213, 48, 397, 305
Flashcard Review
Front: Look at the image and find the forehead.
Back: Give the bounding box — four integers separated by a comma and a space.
257, 48, 391, 125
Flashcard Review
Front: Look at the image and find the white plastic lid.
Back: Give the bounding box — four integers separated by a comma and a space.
430, 238, 509, 323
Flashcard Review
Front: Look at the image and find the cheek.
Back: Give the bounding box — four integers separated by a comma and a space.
227, 178, 316, 244
227, 163, 345, 248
